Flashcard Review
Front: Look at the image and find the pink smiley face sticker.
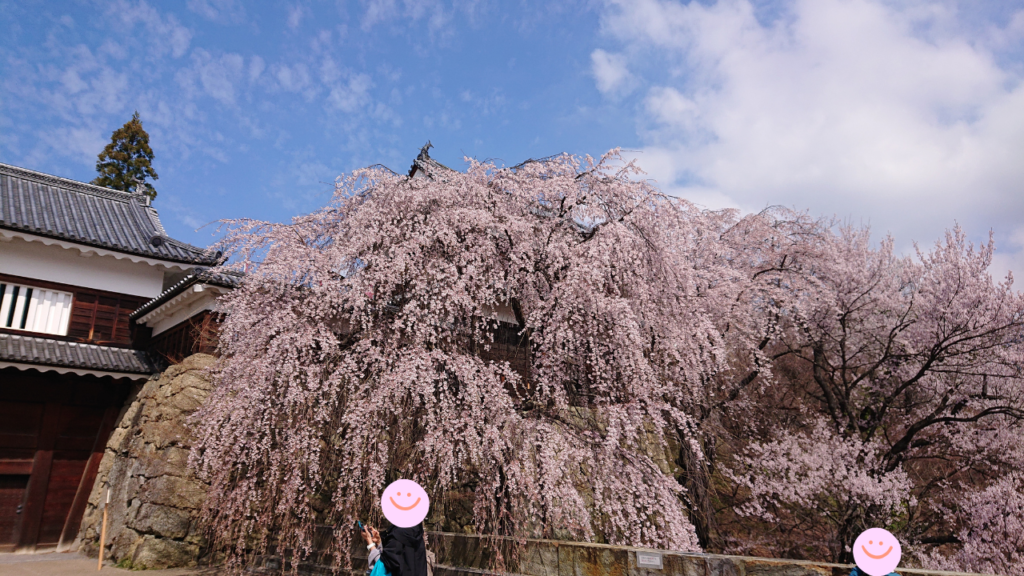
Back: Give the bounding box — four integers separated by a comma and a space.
381, 479, 430, 528
853, 528, 901, 576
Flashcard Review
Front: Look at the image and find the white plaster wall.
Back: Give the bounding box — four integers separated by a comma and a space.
0, 236, 166, 297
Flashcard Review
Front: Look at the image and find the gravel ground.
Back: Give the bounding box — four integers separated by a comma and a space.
0, 552, 220, 576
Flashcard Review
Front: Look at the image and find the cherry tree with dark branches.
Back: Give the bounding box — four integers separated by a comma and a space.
721, 225, 1024, 572
189, 151, 743, 572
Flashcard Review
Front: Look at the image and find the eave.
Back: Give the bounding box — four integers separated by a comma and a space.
0, 360, 152, 381
0, 229, 197, 271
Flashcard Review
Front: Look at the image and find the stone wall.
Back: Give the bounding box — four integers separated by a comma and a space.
74, 353, 215, 570
424, 533, 995, 576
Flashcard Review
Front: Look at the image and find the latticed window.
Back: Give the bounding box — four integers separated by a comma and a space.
0, 281, 73, 336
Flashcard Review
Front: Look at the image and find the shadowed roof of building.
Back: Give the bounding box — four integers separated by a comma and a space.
0, 162, 218, 265
0, 333, 156, 374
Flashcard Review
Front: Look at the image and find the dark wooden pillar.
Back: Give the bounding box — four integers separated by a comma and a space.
17, 402, 61, 551
57, 405, 118, 550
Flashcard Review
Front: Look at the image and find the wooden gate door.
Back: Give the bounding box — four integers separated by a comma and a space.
0, 369, 127, 552
0, 473, 29, 551
0, 398, 41, 552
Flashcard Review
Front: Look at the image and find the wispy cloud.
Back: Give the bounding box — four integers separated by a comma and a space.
176, 49, 247, 106
287, 4, 306, 29
327, 73, 374, 113
111, 0, 193, 58
187, 0, 247, 23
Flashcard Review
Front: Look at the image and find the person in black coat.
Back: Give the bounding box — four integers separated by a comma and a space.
380, 524, 428, 576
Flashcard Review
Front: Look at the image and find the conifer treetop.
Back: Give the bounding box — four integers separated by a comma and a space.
91, 111, 159, 201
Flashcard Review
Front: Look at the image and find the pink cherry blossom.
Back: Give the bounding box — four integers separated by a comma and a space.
186, 149, 1024, 573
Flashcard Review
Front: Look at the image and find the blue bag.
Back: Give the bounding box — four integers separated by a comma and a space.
370, 556, 392, 576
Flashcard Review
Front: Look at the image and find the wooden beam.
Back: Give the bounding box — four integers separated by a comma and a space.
16, 402, 61, 551
0, 460, 33, 475
57, 405, 119, 551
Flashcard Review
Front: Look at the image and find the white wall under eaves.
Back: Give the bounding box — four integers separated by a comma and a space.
0, 235, 167, 298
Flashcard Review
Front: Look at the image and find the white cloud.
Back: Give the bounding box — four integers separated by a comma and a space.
598, 0, 1024, 278
360, 0, 452, 36
44, 126, 107, 165
249, 56, 266, 82
990, 225, 1024, 283
113, 0, 193, 58
287, 4, 306, 29
327, 73, 374, 112
274, 63, 313, 94
178, 49, 246, 105
590, 48, 635, 96
363, 0, 399, 29
186, 0, 246, 23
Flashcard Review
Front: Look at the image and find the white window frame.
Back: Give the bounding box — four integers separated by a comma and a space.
0, 281, 73, 336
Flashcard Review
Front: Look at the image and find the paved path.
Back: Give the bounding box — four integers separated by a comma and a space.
0, 552, 219, 576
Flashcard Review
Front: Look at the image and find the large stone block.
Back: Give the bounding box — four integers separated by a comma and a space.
117, 397, 144, 430
136, 378, 163, 401
169, 370, 215, 395
109, 527, 142, 562
164, 383, 209, 413
131, 535, 199, 569
106, 426, 129, 452
558, 544, 575, 576
137, 475, 207, 510
520, 540, 560, 576
130, 503, 191, 539
568, 545, 628, 576
701, 556, 744, 576
142, 419, 191, 448
657, 554, 704, 576
128, 444, 192, 479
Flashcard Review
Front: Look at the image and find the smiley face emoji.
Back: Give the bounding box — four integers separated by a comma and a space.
852, 528, 901, 576
381, 479, 430, 528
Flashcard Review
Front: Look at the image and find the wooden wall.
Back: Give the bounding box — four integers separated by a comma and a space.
0, 272, 147, 348
0, 367, 130, 552
147, 310, 223, 364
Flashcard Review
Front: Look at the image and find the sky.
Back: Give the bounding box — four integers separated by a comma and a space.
1, 0, 1023, 279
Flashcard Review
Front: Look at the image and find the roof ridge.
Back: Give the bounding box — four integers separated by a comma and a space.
145, 205, 168, 236
0, 162, 145, 203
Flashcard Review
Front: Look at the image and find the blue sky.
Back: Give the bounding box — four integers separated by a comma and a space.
2, 0, 1023, 277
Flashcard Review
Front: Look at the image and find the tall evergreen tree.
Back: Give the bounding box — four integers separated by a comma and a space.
92, 111, 159, 201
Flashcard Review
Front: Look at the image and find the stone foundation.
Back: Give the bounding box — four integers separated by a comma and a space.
74, 354, 215, 569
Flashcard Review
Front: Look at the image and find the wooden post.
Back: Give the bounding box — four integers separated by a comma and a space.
98, 488, 109, 571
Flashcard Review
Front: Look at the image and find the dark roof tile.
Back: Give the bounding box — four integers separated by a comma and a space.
0, 162, 218, 265
0, 333, 156, 374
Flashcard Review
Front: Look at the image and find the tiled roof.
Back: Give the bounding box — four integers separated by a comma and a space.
0, 162, 218, 265
131, 267, 243, 320
0, 333, 156, 374
408, 142, 457, 179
